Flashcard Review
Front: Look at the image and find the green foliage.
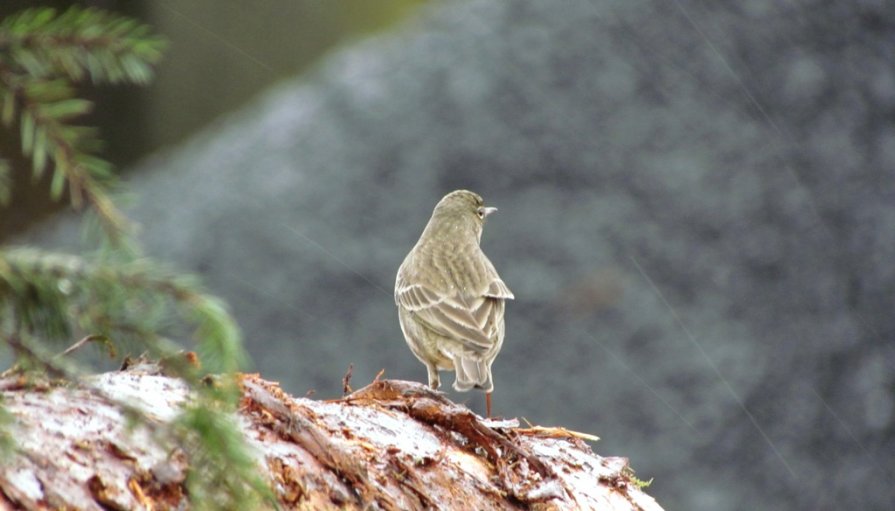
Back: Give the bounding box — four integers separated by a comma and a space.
0, 6, 166, 235
0, 158, 10, 204
622, 465, 654, 489
0, 247, 265, 507
0, 6, 271, 508
0, 397, 11, 458
177, 402, 277, 510
0, 248, 249, 373
0, 7, 165, 85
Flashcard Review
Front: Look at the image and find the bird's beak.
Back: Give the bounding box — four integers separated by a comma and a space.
482, 206, 498, 218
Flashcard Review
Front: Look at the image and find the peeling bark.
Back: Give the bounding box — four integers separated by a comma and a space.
0, 364, 664, 510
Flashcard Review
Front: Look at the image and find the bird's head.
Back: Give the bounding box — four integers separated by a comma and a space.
429, 189, 497, 243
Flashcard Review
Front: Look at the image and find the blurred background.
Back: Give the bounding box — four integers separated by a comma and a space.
3, 0, 894, 509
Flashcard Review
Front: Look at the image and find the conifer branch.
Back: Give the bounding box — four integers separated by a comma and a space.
0, 74, 129, 235
0, 248, 248, 374
0, 7, 166, 84
0, 6, 165, 237
0, 8, 268, 508
0, 158, 10, 204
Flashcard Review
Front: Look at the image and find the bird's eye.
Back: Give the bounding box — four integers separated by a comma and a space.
476, 207, 485, 219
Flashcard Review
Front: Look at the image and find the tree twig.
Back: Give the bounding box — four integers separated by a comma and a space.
341, 363, 354, 395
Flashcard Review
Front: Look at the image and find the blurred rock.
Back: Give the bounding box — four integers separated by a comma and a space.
25, 0, 895, 509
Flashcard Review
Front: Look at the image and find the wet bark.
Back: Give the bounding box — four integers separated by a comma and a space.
1, 364, 664, 510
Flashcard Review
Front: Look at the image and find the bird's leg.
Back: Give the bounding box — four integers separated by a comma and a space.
426, 364, 440, 390
486, 392, 492, 418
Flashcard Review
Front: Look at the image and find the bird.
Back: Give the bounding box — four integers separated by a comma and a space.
395, 190, 514, 417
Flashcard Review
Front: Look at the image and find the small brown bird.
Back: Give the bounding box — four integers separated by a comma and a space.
395, 190, 514, 417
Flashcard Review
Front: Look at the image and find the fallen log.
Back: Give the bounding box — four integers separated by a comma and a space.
0, 362, 664, 510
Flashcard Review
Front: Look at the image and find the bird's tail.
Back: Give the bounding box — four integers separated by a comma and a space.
453, 357, 493, 393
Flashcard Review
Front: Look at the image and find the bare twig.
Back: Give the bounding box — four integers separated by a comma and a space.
341, 363, 354, 395
515, 425, 600, 442
56, 334, 110, 358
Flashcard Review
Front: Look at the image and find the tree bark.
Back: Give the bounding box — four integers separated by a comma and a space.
0, 363, 664, 510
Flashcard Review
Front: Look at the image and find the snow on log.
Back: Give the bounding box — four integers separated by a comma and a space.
0, 363, 665, 510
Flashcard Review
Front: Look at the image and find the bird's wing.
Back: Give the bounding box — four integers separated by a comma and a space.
395, 281, 501, 351
475, 251, 514, 300
484, 278, 514, 300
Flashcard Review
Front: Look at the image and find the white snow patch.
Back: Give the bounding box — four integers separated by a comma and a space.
5, 467, 43, 501
89, 373, 190, 421
524, 478, 565, 501
301, 399, 442, 458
